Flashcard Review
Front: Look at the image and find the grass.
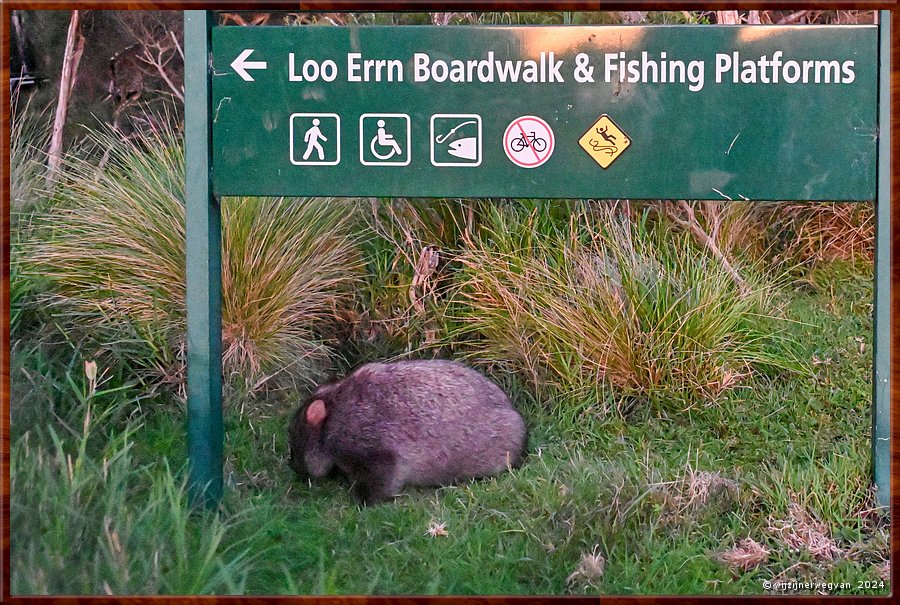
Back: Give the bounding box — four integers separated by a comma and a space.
451, 203, 802, 414
10, 87, 51, 213
762, 202, 875, 267
10, 254, 889, 595
348, 197, 487, 358
8, 10, 887, 589
9, 350, 257, 595
22, 121, 363, 395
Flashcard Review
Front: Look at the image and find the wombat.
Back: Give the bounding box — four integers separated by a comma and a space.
288, 359, 527, 504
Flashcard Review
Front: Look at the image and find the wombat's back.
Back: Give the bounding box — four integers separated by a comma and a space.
323, 359, 526, 485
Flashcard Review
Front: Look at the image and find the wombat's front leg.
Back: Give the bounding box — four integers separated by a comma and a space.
352, 481, 395, 505
341, 449, 400, 505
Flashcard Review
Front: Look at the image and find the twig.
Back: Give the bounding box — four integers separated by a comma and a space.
169, 30, 184, 61
143, 46, 184, 102
666, 201, 749, 295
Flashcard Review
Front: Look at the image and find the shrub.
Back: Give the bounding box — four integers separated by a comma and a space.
452, 203, 799, 414
24, 121, 362, 395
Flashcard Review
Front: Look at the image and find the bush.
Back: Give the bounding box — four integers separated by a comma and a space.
23, 121, 362, 395
452, 203, 799, 413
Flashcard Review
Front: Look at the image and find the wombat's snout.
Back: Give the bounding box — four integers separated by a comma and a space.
287, 359, 527, 504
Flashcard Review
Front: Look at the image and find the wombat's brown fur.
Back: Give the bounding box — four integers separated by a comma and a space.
288, 359, 526, 504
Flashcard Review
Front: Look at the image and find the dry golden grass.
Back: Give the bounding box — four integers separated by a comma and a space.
767, 202, 874, 265
453, 205, 796, 411
24, 122, 362, 394
648, 459, 741, 525
566, 545, 606, 589
767, 498, 843, 561
714, 538, 770, 572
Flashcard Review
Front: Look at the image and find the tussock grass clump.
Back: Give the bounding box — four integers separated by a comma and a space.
220, 196, 362, 388
454, 204, 797, 413
24, 121, 361, 393
10, 91, 54, 336
10, 89, 51, 212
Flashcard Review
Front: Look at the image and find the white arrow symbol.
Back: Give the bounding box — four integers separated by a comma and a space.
230, 49, 267, 82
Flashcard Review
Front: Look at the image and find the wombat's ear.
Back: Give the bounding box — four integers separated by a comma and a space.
306, 399, 327, 426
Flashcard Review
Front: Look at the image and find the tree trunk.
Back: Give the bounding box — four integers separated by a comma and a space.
47, 10, 85, 182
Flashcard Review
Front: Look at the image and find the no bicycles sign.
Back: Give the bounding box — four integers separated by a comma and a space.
503, 116, 555, 168
184, 11, 891, 508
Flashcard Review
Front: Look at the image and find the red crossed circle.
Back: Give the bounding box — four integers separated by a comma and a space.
503, 115, 555, 168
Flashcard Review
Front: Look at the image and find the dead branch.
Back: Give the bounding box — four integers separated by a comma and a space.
138, 43, 184, 102
431, 12, 454, 26
219, 12, 272, 26
169, 30, 184, 61
409, 246, 440, 315
716, 11, 741, 24
47, 9, 85, 181
777, 10, 810, 25
409, 246, 441, 348
665, 201, 750, 295
106, 13, 184, 131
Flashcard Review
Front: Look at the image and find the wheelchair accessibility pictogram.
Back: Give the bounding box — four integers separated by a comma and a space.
360, 114, 411, 166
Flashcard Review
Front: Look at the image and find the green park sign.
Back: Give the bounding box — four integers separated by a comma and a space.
211, 25, 877, 200
185, 11, 891, 509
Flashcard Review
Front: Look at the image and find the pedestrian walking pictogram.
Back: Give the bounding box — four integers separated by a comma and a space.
431, 114, 482, 166
303, 119, 328, 161
503, 115, 555, 168
289, 113, 340, 166
360, 114, 411, 166
578, 114, 631, 169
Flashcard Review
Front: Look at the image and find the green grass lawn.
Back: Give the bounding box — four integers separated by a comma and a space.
10, 258, 889, 595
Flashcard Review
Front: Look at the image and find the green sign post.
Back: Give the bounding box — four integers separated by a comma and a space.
185, 11, 891, 508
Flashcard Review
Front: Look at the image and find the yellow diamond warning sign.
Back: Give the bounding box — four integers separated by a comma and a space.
578, 114, 631, 169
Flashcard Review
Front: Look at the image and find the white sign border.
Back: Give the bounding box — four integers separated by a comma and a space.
359, 113, 412, 167
430, 114, 483, 167
289, 113, 341, 166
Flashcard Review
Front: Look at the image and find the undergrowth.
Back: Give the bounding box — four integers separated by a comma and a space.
22, 121, 362, 396
451, 203, 804, 413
